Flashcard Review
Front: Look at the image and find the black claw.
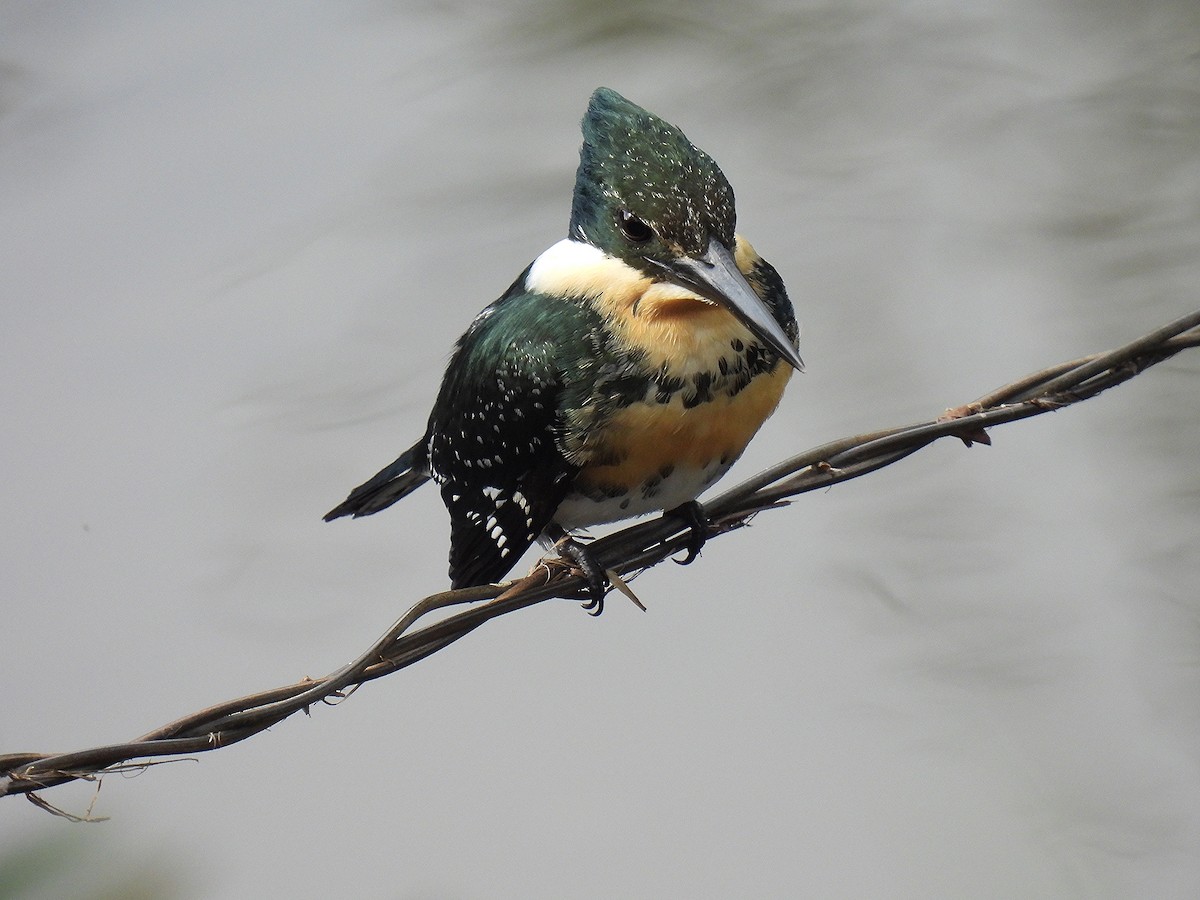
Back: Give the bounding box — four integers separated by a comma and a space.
546, 525, 609, 615
667, 500, 708, 565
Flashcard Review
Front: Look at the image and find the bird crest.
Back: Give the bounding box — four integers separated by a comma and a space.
569, 87, 737, 263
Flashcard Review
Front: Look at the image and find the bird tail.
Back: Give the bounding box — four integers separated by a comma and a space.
323, 438, 431, 521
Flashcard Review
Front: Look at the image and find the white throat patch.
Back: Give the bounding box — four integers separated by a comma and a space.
525, 239, 644, 299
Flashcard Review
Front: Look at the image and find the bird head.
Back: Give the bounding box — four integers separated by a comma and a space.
569, 88, 802, 372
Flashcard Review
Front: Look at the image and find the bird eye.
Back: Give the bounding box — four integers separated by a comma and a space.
617, 210, 654, 244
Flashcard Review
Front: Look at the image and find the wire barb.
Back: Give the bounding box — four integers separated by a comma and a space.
3, 309, 1198, 807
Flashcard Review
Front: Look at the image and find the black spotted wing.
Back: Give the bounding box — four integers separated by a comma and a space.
426, 283, 585, 588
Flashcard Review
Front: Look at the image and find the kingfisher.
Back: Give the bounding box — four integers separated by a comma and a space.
325, 87, 802, 611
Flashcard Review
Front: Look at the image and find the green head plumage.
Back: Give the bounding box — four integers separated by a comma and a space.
569, 88, 736, 269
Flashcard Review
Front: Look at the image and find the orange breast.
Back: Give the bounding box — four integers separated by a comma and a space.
574, 362, 792, 496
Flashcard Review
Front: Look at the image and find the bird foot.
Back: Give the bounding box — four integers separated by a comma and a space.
666, 500, 708, 565
546, 526, 609, 615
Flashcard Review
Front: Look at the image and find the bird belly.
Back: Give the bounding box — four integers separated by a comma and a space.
553, 458, 731, 529
552, 363, 790, 530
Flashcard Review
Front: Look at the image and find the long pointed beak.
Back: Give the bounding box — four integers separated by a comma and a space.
655, 239, 804, 372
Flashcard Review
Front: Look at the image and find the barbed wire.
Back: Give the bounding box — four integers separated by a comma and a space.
4, 308, 1199, 815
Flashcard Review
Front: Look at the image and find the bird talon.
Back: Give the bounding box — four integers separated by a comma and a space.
667, 500, 708, 566
548, 527, 609, 615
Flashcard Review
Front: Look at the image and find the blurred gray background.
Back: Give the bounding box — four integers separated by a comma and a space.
2, 1, 1198, 897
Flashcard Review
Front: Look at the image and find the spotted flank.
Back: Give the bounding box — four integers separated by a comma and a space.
555, 354, 793, 528
554, 458, 729, 530
325, 87, 800, 595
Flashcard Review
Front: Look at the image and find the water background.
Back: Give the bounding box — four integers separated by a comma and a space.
2, 2, 1199, 897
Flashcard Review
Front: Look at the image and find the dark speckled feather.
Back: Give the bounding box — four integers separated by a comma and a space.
424, 276, 599, 586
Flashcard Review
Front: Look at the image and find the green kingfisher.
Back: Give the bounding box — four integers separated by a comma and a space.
325, 87, 802, 611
